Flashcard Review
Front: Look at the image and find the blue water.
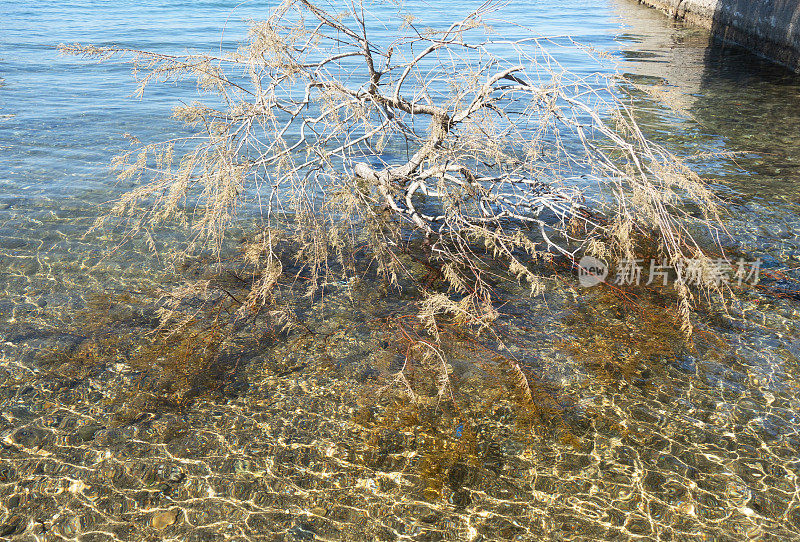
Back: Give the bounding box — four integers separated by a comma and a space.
2, 1, 799, 201
2, 2, 800, 541
0, 0, 638, 320
0, 1, 619, 196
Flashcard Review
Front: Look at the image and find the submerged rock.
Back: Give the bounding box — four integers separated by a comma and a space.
0, 515, 24, 537
151, 509, 179, 530
287, 522, 316, 541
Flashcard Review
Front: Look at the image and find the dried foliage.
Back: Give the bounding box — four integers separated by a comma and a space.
61, 0, 727, 401
561, 287, 728, 391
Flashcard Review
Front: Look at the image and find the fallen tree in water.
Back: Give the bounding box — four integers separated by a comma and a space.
62, 0, 724, 368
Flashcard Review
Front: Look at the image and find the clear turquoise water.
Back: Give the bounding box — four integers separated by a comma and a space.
0, 0, 621, 195
2, 1, 800, 541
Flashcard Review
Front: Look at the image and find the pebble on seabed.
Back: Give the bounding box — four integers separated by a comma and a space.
151, 509, 179, 530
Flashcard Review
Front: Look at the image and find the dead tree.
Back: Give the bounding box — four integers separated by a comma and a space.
62, 0, 722, 333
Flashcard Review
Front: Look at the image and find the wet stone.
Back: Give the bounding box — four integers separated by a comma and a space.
77, 423, 103, 442
59, 515, 84, 537
450, 488, 472, 508
183, 528, 220, 542
447, 463, 472, 490
0, 515, 24, 537
11, 426, 47, 449
0, 238, 27, 250
232, 481, 256, 501
151, 509, 179, 530
6, 406, 34, 422
95, 428, 126, 446
643, 470, 667, 492
287, 522, 316, 541
156, 464, 185, 484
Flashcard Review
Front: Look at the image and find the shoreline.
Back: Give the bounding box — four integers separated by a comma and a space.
635, 0, 800, 73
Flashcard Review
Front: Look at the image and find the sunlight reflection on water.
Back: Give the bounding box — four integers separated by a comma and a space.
1, 0, 800, 540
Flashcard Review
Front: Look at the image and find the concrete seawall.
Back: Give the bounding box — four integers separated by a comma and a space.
636, 0, 800, 72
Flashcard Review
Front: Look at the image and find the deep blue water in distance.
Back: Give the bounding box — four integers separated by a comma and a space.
3, 0, 800, 206
0, 1, 621, 199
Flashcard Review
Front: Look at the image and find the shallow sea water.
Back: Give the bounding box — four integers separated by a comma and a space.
2, 1, 800, 541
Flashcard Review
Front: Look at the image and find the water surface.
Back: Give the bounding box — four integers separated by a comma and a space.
1, 1, 800, 540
